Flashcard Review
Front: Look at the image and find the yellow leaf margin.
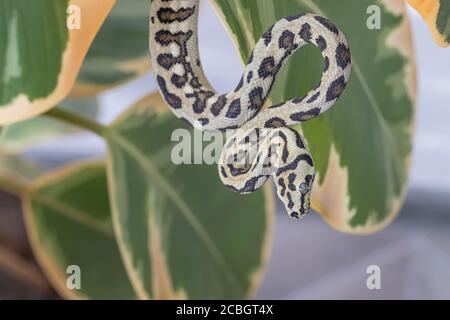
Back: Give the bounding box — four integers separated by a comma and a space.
407, 0, 449, 47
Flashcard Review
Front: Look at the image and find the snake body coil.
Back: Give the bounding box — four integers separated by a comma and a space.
150, 0, 352, 219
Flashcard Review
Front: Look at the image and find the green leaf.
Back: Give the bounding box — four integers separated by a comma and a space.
0, 97, 99, 153
22, 161, 135, 299
212, 0, 416, 233
0, 0, 114, 125
73, 0, 151, 95
105, 93, 273, 299
408, 0, 450, 47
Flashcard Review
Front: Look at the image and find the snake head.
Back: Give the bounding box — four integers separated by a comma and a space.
277, 169, 315, 220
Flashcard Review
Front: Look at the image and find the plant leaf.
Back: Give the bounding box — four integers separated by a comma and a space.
408, 0, 450, 47
0, 0, 114, 125
212, 0, 416, 233
105, 93, 273, 299
0, 97, 99, 153
73, 0, 151, 96
22, 161, 135, 299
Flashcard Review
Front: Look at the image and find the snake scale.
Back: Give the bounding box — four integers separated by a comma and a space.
149, 0, 352, 219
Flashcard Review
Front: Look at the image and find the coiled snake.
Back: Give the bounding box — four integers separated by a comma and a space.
149, 0, 352, 219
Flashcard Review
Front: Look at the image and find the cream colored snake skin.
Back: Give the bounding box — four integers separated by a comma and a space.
149, 0, 352, 219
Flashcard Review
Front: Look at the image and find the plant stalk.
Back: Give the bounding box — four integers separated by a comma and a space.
0, 241, 50, 291
44, 108, 107, 137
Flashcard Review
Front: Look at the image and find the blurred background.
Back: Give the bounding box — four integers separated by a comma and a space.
0, 1, 449, 299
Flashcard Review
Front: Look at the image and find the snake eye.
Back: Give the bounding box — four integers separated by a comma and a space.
299, 182, 309, 194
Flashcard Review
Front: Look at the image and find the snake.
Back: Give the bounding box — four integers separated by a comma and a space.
149, 0, 352, 220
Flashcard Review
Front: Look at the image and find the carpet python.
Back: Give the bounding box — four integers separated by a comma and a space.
149, 0, 352, 219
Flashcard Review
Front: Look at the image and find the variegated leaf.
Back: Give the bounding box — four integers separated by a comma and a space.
212, 0, 416, 233
0, 0, 114, 125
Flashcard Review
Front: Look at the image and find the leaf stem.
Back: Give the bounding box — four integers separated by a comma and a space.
0, 241, 51, 291
44, 108, 106, 137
